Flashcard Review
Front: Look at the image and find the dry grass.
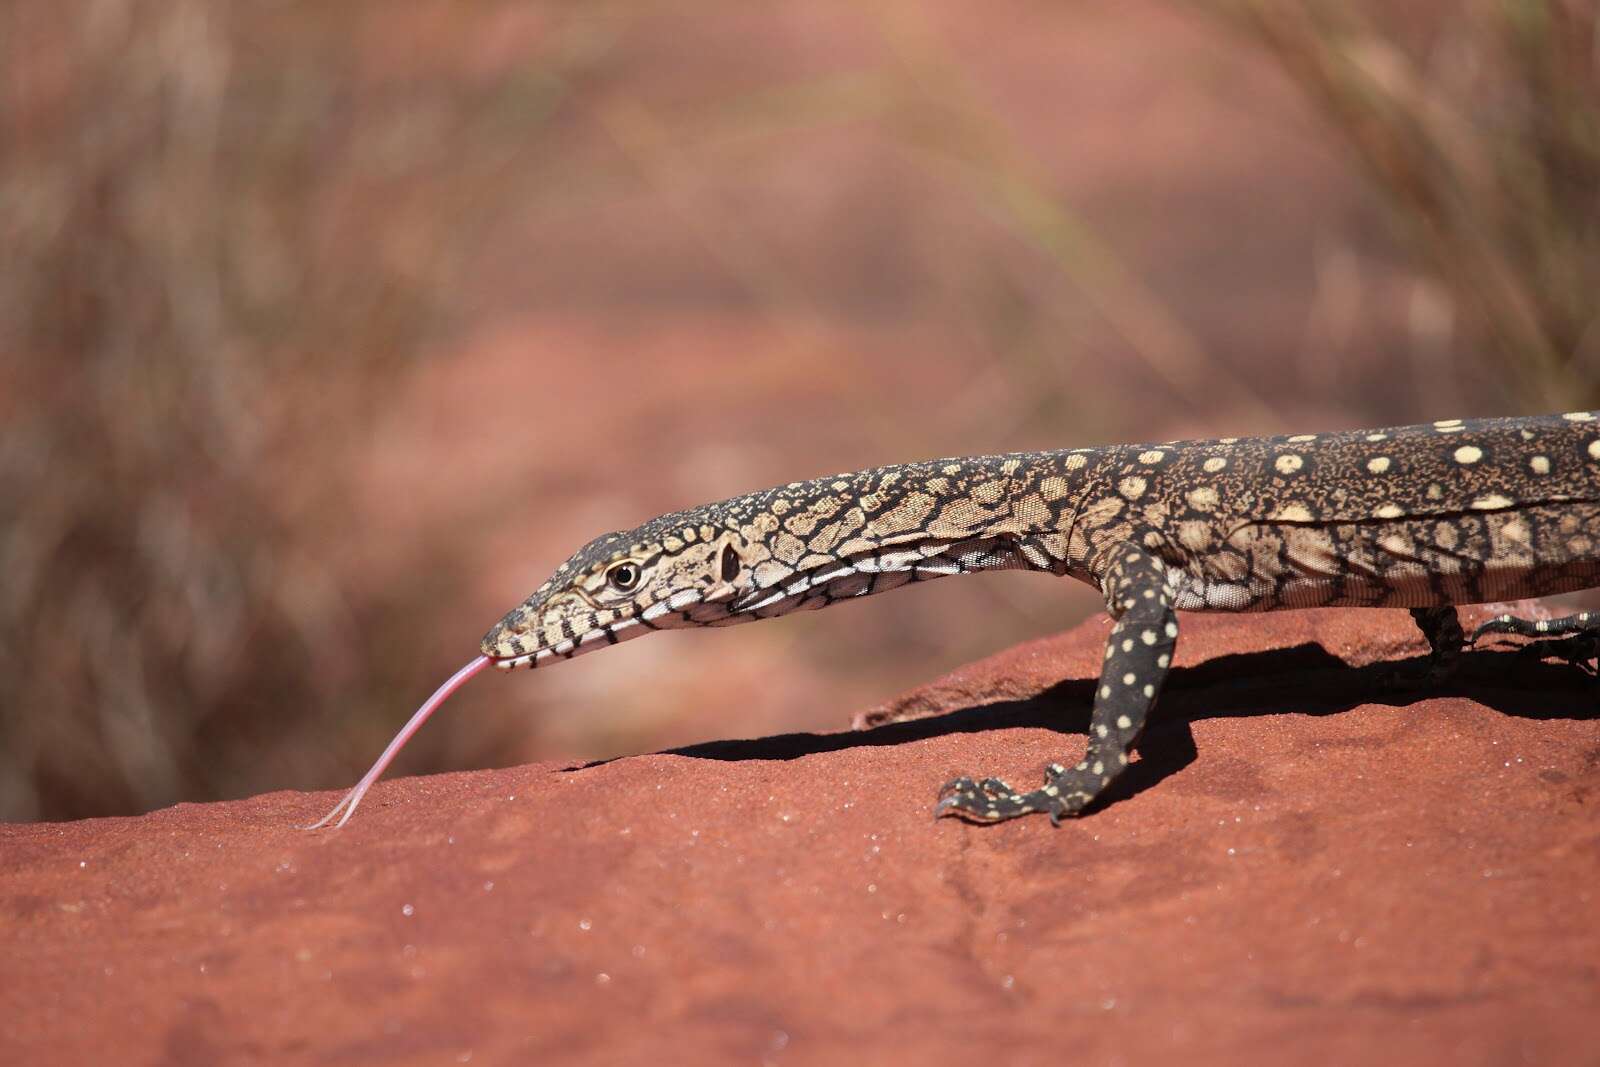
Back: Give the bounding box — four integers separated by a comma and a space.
3, 1, 1594, 821
1222, 0, 1600, 410
0, 1, 591, 818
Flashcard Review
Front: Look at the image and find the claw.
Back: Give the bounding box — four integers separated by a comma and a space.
935, 797, 1005, 823
934, 766, 1084, 826
933, 776, 1005, 822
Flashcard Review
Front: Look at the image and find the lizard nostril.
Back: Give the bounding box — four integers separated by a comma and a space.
481, 610, 536, 656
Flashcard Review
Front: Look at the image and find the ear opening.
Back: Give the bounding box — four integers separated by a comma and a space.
720, 542, 741, 582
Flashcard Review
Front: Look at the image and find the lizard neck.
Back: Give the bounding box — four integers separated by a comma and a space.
676, 448, 1112, 625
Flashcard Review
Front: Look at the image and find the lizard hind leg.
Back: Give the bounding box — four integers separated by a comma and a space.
936, 542, 1178, 825
1470, 610, 1600, 669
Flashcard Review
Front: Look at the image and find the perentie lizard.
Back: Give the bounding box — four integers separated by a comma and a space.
311, 412, 1600, 829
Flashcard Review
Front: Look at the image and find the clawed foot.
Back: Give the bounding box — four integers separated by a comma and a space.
934, 775, 1058, 824
1469, 612, 1600, 673
935, 760, 1113, 826
1473, 632, 1598, 672
1470, 610, 1598, 642
1392, 609, 1600, 689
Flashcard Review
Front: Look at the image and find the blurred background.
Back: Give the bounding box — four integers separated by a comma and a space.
2, 0, 1596, 822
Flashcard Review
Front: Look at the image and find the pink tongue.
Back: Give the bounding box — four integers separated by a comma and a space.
305, 654, 492, 830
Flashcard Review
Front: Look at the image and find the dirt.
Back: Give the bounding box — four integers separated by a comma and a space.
3, 607, 1598, 1065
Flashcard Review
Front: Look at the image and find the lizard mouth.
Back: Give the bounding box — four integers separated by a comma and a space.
490, 649, 548, 670
483, 588, 724, 668
485, 612, 661, 670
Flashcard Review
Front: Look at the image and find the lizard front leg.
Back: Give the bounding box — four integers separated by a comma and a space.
936, 542, 1177, 825
1408, 606, 1465, 682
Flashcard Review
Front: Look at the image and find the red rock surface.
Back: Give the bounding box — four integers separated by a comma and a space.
3, 608, 1598, 1065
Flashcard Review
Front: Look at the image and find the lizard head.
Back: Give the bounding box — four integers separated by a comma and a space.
310, 516, 761, 829
481, 518, 760, 669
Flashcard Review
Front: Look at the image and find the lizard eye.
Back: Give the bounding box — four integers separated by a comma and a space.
721, 544, 741, 583
607, 562, 641, 592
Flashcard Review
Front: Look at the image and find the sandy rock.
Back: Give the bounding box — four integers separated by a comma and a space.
3, 608, 1598, 1065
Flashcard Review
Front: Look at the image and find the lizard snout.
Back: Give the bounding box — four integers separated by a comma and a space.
480, 608, 535, 663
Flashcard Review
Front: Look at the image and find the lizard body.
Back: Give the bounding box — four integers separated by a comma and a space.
316, 413, 1600, 828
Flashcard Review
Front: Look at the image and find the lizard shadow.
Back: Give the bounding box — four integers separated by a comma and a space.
566, 644, 1597, 809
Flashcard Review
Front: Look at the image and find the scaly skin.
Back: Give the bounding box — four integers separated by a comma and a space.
475, 411, 1600, 824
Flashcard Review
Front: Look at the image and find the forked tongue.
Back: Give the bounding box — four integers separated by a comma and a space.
305, 654, 492, 829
